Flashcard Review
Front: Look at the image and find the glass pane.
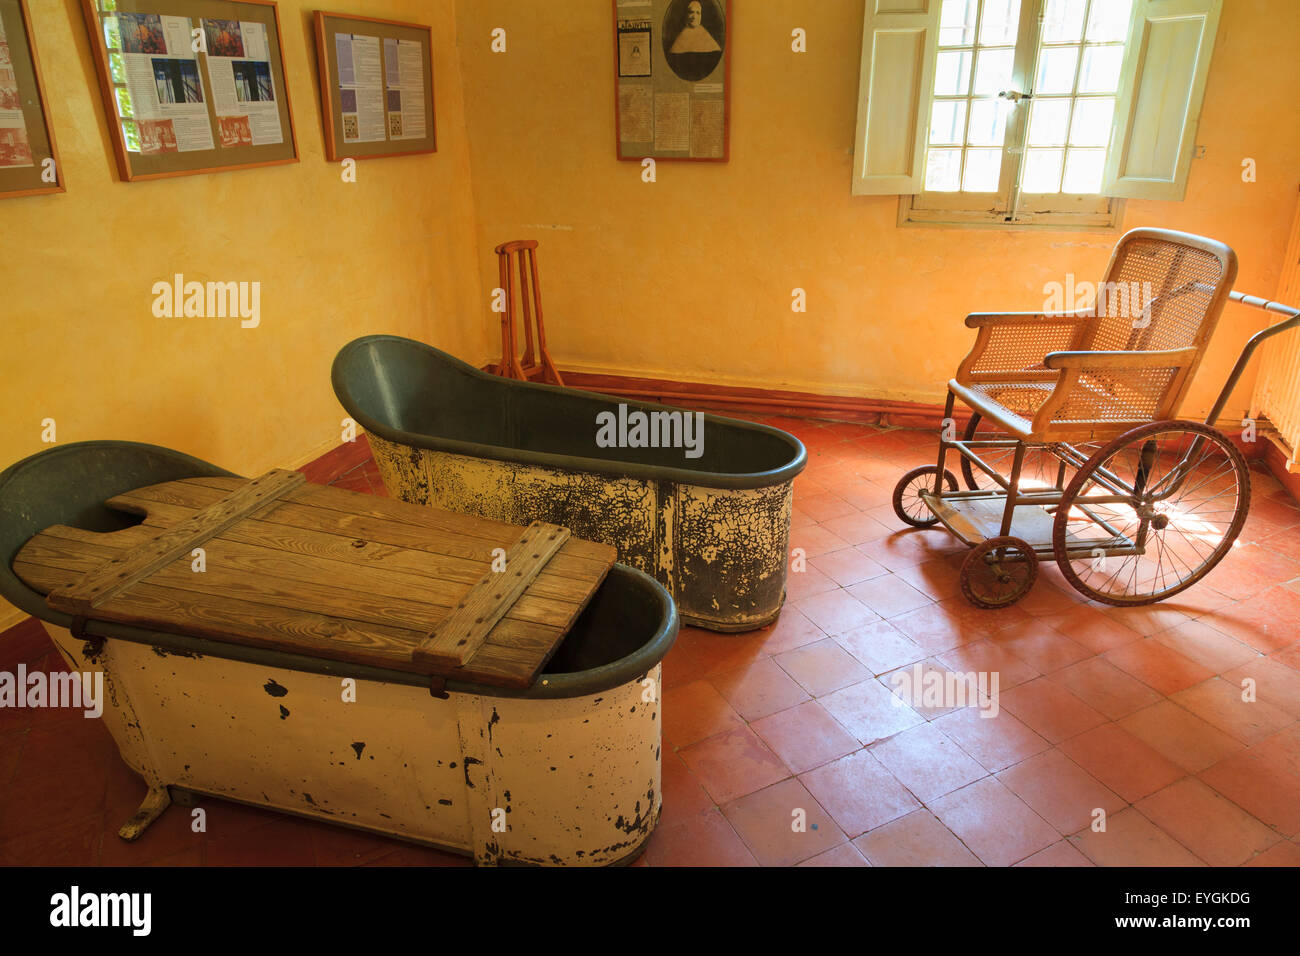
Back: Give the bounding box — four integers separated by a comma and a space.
1063, 148, 1106, 192
940, 0, 978, 46
1036, 46, 1079, 94
1069, 96, 1115, 146
1043, 0, 1087, 43
1078, 45, 1124, 93
925, 148, 963, 191
1086, 0, 1134, 42
963, 148, 1002, 192
973, 48, 1015, 96
934, 50, 973, 96
1022, 148, 1064, 192
967, 98, 1008, 146
121, 119, 139, 152
979, 0, 1022, 46
930, 100, 967, 145
1027, 97, 1071, 146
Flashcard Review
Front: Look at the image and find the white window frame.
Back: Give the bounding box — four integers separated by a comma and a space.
851, 0, 1223, 229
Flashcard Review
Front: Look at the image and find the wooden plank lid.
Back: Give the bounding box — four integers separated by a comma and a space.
13, 471, 617, 689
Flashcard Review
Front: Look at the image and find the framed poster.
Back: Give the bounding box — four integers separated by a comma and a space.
0, 0, 64, 198
313, 11, 435, 161
613, 0, 730, 162
80, 0, 298, 182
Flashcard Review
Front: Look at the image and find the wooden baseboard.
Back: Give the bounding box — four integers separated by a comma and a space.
297, 433, 372, 485
522, 367, 960, 429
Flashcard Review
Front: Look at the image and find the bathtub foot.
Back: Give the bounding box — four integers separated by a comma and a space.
118, 786, 172, 842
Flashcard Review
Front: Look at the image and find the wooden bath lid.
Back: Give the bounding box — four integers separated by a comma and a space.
12, 470, 618, 690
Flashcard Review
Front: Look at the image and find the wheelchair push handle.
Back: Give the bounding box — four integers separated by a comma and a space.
1205, 291, 1300, 426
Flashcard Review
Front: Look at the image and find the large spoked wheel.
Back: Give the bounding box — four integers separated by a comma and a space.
1052, 421, 1251, 606
892, 466, 957, 527
958, 412, 1096, 492
960, 535, 1039, 608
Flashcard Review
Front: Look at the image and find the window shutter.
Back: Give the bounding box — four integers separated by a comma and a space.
851, 1, 941, 196
1102, 0, 1222, 201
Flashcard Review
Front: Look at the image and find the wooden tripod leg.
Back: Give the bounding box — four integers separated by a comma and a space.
517, 249, 537, 370
527, 246, 564, 386
118, 786, 172, 842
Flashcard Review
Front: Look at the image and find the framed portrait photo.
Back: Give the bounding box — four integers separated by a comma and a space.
80, 0, 298, 182
0, 0, 65, 198
313, 10, 435, 162
614, 0, 730, 162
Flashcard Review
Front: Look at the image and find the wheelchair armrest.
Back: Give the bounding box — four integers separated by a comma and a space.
1042, 347, 1200, 370
964, 309, 1093, 329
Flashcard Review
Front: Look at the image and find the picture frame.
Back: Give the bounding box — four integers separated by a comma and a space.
613, 0, 731, 163
0, 0, 66, 198
80, 0, 298, 182
313, 10, 435, 162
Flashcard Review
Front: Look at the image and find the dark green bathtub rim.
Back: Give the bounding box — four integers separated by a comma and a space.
0, 440, 678, 701
332, 334, 809, 490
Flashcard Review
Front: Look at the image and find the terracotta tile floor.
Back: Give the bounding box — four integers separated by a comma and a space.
3, 417, 1300, 867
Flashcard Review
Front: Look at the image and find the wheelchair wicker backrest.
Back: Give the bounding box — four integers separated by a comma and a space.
955, 228, 1238, 442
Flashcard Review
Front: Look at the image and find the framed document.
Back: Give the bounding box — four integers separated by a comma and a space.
614, 0, 730, 162
0, 0, 65, 198
313, 11, 435, 162
80, 0, 298, 182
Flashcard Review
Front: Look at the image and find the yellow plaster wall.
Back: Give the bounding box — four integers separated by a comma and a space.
454, 0, 1300, 418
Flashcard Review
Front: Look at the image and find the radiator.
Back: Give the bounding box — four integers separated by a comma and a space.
1250, 194, 1300, 472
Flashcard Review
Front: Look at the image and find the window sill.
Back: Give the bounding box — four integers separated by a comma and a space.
898, 196, 1125, 230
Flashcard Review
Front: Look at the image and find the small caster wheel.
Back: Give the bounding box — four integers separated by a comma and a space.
960, 535, 1038, 608
893, 466, 958, 527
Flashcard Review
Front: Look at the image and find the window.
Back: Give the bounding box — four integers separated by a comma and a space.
851, 0, 1223, 227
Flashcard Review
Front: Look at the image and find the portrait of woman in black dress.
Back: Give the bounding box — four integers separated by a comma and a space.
662, 0, 725, 82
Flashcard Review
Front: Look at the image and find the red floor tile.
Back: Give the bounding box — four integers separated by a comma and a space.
799, 749, 919, 838
750, 700, 860, 774
720, 777, 846, 866
642, 808, 758, 867
835, 619, 926, 675
1222, 656, 1300, 718
1169, 677, 1295, 745
1049, 657, 1162, 720
1199, 739, 1300, 837
1120, 701, 1245, 773
1068, 808, 1205, 867
1135, 778, 1279, 866
853, 809, 981, 867
1014, 840, 1093, 867
1104, 639, 1217, 696
820, 677, 926, 744
846, 574, 933, 619
752, 604, 826, 655
928, 777, 1059, 867
1057, 723, 1185, 803
793, 589, 880, 636
798, 841, 871, 866
998, 678, 1108, 743
662, 679, 746, 749
869, 722, 987, 803
678, 727, 791, 805
774, 638, 870, 697
932, 706, 1051, 773
996, 748, 1126, 835
710, 659, 811, 722
1197, 586, 1300, 654
809, 546, 889, 587
1153, 619, 1262, 674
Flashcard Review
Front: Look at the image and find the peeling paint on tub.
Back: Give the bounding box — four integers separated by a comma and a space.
35, 623, 665, 867
263, 679, 288, 698
368, 434, 794, 631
